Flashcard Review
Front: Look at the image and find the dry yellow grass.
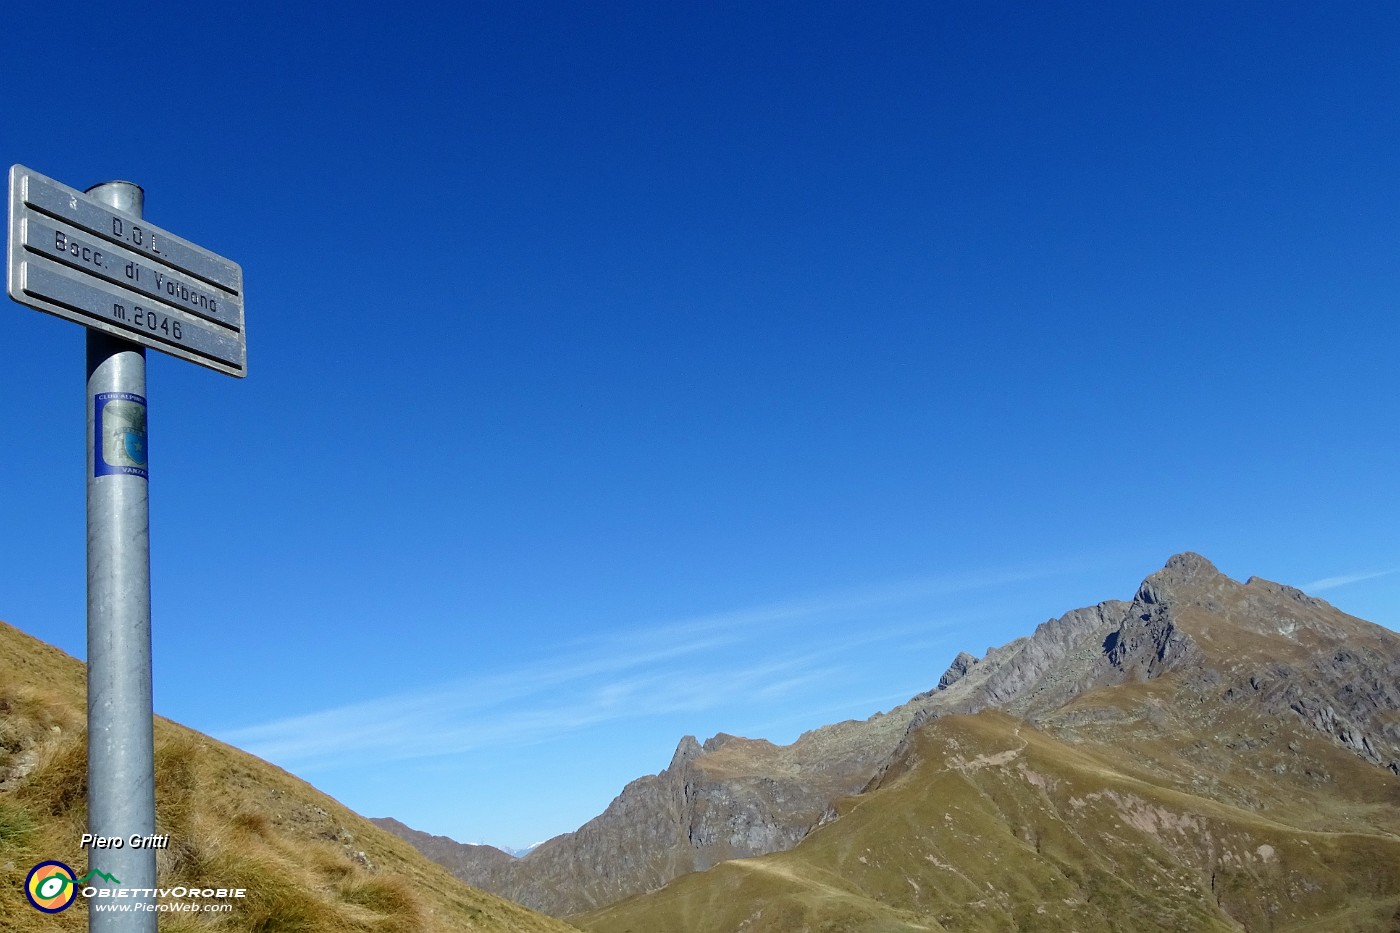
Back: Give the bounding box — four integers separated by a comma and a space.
0, 617, 580, 933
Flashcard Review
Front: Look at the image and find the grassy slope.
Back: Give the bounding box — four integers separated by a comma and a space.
0, 618, 579, 933
580, 692, 1400, 933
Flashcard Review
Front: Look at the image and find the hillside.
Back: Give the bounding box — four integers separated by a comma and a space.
0, 618, 580, 933
574, 554, 1400, 932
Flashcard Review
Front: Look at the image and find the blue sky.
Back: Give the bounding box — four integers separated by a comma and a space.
3, 2, 1398, 850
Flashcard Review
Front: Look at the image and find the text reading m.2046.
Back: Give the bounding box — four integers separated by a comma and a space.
111, 302, 181, 341
15, 260, 244, 370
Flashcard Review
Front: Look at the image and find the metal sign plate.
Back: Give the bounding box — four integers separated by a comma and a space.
7, 165, 246, 376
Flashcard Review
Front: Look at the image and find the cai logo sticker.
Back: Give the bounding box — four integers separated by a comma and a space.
95, 392, 148, 479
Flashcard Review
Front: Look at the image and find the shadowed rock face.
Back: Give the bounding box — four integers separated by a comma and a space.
381, 553, 1400, 918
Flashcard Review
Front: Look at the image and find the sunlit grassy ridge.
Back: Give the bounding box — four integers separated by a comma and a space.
0, 618, 579, 933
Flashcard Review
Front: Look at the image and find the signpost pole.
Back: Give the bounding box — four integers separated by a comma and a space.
85, 180, 157, 932
9, 163, 242, 921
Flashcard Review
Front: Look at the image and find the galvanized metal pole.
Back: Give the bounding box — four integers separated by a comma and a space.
85, 179, 157, 932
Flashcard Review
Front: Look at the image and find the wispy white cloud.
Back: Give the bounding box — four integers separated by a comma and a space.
218, 560, 1072, 773
1302, 568, 1398, 592
221, 652, 830, 771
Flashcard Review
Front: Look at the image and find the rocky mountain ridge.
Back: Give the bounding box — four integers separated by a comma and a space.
576, 554, 1400, 932
383, 553, 1400, 920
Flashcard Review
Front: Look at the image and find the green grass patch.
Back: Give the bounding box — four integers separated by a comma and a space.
0, 795, 37, 848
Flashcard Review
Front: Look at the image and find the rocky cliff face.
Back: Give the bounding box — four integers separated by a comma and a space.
382, 553, 1400, 918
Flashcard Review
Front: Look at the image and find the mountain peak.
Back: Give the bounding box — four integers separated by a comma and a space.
1132, 552, 1230, 609
669, 735, 702, 770
1160, 551, 1221, 580
701, 732, 742, 753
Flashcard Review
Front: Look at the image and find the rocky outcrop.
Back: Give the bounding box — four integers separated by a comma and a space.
904, 598, 1133, 730
937, 651, 978, 689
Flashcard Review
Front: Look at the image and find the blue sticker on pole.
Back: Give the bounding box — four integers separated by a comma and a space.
94, 392, 148, 478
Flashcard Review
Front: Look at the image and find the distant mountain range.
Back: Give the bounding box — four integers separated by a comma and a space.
380, 553, 1400, 930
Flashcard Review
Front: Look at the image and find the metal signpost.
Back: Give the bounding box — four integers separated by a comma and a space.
7, 165, 245, 931
8, 166, 245, 376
